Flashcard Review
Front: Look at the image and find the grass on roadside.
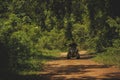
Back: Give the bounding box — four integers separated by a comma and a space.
93, 48, 120, 68
19, 50, 61, 75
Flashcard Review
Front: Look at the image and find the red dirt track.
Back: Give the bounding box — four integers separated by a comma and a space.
39, 51, 120, 80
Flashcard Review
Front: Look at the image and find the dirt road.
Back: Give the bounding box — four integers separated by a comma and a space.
38, 51, 120, 80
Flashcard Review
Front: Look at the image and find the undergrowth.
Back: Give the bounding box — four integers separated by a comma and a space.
93, 48, 120, 68
19, 50, 60, 75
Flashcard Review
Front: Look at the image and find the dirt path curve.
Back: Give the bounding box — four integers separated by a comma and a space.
39, 51, 120, 80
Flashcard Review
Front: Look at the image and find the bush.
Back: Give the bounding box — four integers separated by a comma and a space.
36, 28, 65, 50
9, 31, 34, 72
0, 14, 43, 73
93, 47, 120, 67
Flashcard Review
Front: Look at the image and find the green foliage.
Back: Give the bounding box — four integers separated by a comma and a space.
113, 39, 120, 48
72, 23, 89, 49
93, 47, 120, 67
37, 28, 65, 50
0, 0, 120, 74
0, 14, 41, 73
9, 31, 32, 71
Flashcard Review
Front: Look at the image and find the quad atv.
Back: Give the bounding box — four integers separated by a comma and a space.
67, 47, 80, 59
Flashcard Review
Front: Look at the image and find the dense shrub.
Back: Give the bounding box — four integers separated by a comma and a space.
36, 28, 65, 50
0, 14, 42, 73
93, 47, 120, 67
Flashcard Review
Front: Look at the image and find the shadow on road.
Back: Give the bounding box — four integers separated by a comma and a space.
1, 53, 120, 80
1, 71, 120, 80
57, 52, 95, 60
79, 53, 95, 59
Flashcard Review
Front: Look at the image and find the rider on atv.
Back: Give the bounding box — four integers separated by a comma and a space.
67, 40, 80, 59
68, 40, 78, 53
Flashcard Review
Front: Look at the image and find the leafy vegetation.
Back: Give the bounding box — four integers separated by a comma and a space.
93, 47, 120, 67
0, 0, 120, 75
